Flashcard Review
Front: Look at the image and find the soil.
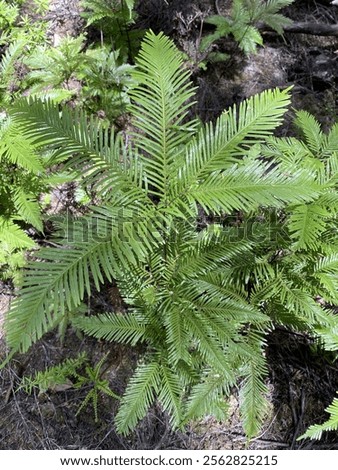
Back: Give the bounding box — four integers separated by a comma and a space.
1, 0, 338, 450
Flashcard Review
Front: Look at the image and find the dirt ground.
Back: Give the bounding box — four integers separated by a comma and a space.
1, 0, 338, 450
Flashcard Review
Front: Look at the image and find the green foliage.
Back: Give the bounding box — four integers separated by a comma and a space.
0, 39, 28, 107
79, 47, 134, 120
3, 32, 337, 438
0, 0, 48, 47
0, 0, 49, 107
23, 38, 135, 120
0, 115, 75, 283
201, 0, 294, 56
80, 0, 140, 59
0, 116, 43, 282
24, 35, 86, 92
20, 352, 88, 394
75, 353, 120, 422
20, 352, 118, 421
299, 396, 338, 440
31, 0, 50, 15
0, 1, 20, 32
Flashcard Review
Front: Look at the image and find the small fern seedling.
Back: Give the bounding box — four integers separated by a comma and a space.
201, 0, 294, 57
20, 353, 88, 395
74, 354, 120, 422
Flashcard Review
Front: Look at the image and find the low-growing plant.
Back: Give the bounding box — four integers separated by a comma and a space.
0, 117, 43, 283
0, 116, 76, 283
75, 353, 120, 421
20, 352, 88, 395
20, 352, 119, 421
24, 35, 87, 93
79, 46, 134, 120
3, 32, 338, 439
201, 0, 294, 58
80, 0, 141, 59
0, 0, 48, 46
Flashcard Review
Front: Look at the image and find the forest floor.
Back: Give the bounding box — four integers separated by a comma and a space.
1, 0, 338, 450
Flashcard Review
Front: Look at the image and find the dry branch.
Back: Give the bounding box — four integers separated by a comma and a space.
262, 22, 338, 37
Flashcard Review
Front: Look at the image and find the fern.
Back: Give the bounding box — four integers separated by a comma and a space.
80, 0, 139, 58
79, 47, 134, 120
20, 353, 88, 394
201, 0, 294, 56
4, 31, 335, 438
75, 353, 120, 422
24, 35, 86, 92
114, 360, 161, 435
299, 396, 338, 441
20, 352, 119, 422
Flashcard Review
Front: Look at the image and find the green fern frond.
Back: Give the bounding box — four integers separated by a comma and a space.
163, 305, 192, 366
128, 31, 197, 197
294, 110, 324, 155
158, 365, 183, 428
0, 217, 35, 250
115, 360, 161, 435
325, 122, 338, 152
0, 38, 27, 82
288, 203, 329, 250
9, 98, 153, 207
184, 373, 231, 422
13, 189, 43, 232
186, 160, 319, 215
178, 88, 292, 184
0, 118, 42, 172
20, 352, 87, 394
73, 312, 148, 345
183, 312, 236, 379
299, 396, 338, 440
239, 343, 269, 439
5, 212, 150, 352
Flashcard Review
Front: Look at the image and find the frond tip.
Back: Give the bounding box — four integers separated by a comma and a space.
298, 395, 338, 441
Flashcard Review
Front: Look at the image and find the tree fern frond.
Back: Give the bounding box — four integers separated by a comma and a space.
73, 312, 148, 345
0, 38, 27, 87
129, 30, 197, 197
115, 360, 161, 435
325, 122, 338, 152
184, 373, 231, 422
163, 303, 192, 366
186, 160, 318, 214
239, 344, 269, 439
287, 203, 329, 250
0, 218, 35, 250
177, 87, 291, 192
5, 211, 150, 352
10, 98, 154, 206
0, 118, 42, 172
294, 110, 324, 154
183, 312, 236, 379
13, 189, 43, 232
159, 365, 183, 428
254, 274, 327, 326
177, 227, 252, 278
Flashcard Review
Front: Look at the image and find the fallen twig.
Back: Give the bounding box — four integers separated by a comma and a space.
260, 21, 338, 36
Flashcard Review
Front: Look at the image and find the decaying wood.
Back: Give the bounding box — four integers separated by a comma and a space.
262, 22, 338, 37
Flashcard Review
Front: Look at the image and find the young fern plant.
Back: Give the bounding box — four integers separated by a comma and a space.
4, 32, 324, 437
80, 0, 140, 59
19, 352, 118, 421
201, 0, 294, 57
